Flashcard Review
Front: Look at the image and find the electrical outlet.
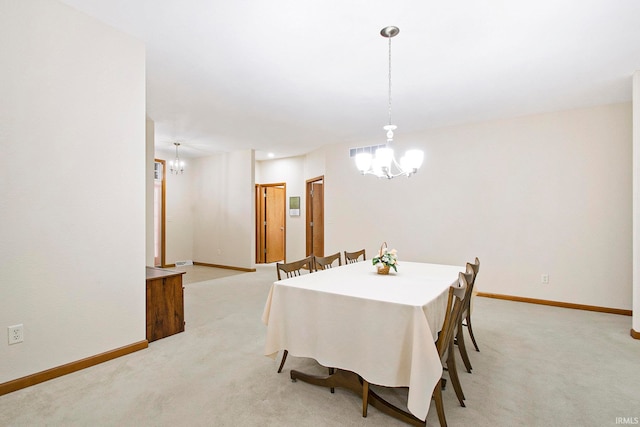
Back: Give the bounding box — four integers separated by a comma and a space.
541, 274, 549, 284
8, 324, 23, 345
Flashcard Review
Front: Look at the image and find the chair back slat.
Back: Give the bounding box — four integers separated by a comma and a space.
276, 256, 315, 281
468, 257, 480, 277
314, 252, 342, 271
461, 258, 480, 315
344, 249, 366, 264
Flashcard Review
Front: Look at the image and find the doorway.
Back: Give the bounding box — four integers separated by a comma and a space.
153, 159, 166, 267
306, 176, 324, 257
256, 183, 286, 263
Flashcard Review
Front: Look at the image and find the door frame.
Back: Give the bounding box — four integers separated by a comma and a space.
305, 175, 324, 258
255, 182, 287, 263
154, 159, 166, 267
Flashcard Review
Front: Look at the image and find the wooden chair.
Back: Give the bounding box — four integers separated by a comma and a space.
465, 257, 481, 351
456, 258, 480, 373
276, 255, 315, 281
431, 272, 469, 427
361, 272, 468, 427
275, 255, 315, 373
314, 252, 342, 271
440, 270, 472, 410
344, 249, 366, 264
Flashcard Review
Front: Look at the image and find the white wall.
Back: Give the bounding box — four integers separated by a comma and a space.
155, 150, 255, 269
304, 147, 327, 181
257, 156, 307, 261
164, 163, 194, 264
0, 0, 146, 383
323, 103, 632, 310
192, 150, 255, 269
186, 104, 631, 311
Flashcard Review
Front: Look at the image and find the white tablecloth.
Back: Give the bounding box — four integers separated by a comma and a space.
262, 261, 463, 421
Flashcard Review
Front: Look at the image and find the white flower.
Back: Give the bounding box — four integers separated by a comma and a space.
372, 244, 399, 272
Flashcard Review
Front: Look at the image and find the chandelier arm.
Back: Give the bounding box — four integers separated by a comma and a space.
360, 159, 412, 179
361, 170, 408, 179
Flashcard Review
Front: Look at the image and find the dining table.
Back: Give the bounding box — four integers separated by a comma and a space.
262, 260, 464, 425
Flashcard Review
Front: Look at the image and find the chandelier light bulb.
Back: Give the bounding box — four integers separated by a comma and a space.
355, 152, 373, 173
375, 147, 394, 171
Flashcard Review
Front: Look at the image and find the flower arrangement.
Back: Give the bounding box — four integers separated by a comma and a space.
372, 242, 398, 274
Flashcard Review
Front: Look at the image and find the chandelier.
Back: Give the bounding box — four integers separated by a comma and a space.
169, 142, 185, 174
355, 26, 424, 179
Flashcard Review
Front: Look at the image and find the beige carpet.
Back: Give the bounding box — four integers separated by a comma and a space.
1, 264, 639, 426
171, 264, 245, 285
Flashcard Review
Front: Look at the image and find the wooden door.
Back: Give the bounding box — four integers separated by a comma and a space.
265, 186, 285, 263
306, 176, 324, 257
153, 160, 166, 267
256, 183, 286, 263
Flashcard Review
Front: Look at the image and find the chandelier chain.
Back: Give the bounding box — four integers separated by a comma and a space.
388, 35, 393, 127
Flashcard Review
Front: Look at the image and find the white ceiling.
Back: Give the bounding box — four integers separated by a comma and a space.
60, 0, 640, 160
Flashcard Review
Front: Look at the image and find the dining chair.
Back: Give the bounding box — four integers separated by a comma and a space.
439, 269, 471, 405
432, 272, 469, 426
275, 255, 315, 373
464, 257, 481, 352
275, 255, 315, 281
361, 272, 468, 427
314, 252, 342, 271
456, 257, 481, 373
344, 249, 366, 264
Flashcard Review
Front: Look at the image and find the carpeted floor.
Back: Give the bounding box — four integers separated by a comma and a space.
171, 264, 246, 285
1, 264, 638, 426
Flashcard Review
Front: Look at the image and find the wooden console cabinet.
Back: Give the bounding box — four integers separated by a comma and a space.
145, 267, 186, 342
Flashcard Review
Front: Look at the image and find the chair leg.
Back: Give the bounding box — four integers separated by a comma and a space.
432, 379, 447, 427
277, 349, 288, 373
457, 322, 473, 373
465, 313, 480, 352
329, 367, 335, 393
362, 379, 370, 417
447, 341, 466, 407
